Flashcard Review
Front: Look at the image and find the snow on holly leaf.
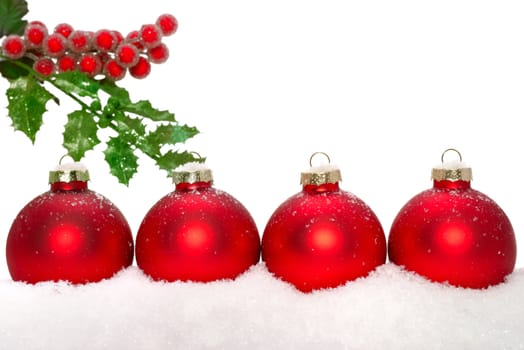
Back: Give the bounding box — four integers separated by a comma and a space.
0, 1, 202, 185
155, 150, 202, 174
6, 75, 53, 143
98, 80, 176, 122
143, 124, 199, 156
54, 71, 99, 98
63, 109, 100, 160
104, 136, 139, 186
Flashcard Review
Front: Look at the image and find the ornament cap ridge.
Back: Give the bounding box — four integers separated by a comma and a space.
301, 164, 342, 186
173, 162, 213, 184
431, 166, 472, 182
49, 162, 90, 183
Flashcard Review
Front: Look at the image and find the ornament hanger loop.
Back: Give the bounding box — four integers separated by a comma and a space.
59, 154, 75, 165
441, 148, 462, 163
190, 151, 203, 160
309, 152, 331, 167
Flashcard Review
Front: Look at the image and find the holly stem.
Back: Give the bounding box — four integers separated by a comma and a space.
1, 55, 120, 133
2, 56, 106, 118
6, 57, 92, 108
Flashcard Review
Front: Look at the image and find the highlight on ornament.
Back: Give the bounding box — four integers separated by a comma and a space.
261, 152, 387, 293
388, 148, 517, 289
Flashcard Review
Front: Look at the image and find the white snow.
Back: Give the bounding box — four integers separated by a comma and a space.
174, 162, 210, 173
53, 161, 88, 172
433, 160, 470, 170
0, 263, 523, 350
304, 164, 340, 174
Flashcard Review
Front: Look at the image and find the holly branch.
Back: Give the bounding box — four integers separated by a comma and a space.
0, 0, 202, 185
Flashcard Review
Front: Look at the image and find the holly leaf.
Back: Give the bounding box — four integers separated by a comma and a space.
143, 124, 199, 155
53, 71, 100, 99
0, 0, 28, 37
99, 79, 131, 103
63, 109, 100, 160
99, 80, 174, 122
113, 115, 146, 140
155, 150, 203, 175
122, 100, 175, 122
0, 56, 32, 80
104, 136, 139, 185
6, 75, 54, 143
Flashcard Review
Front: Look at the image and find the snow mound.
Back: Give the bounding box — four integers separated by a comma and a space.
1, 264, 523, 350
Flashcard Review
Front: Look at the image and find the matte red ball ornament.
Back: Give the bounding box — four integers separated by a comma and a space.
136, 162, 261, 282
262, 153, 387, 292
388, 149, 517, 289
6, 162, 134, 284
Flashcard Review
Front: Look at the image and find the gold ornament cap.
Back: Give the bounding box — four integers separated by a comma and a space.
431, 148, 472, 182
173, 162, 213, 184
49, 161, 90, 184
300, 152, 342, 186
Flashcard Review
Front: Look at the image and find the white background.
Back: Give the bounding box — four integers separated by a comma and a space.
1, 0, 523, 280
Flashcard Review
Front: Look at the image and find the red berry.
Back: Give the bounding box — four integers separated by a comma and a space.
139, 24, 162, 49
156, 14, 178, 36
78, 54, 102, 77
115, 43, 139, 67
57, 55, 77, 72
29, 20, 46, 28
147, 43, 169, 64
43, 33, 67, 58
33, 58, 55, 76
126, 30, 144, 50
24, 23, 48, 48
129, 56, 151, 79
94, 29, 117, 52
112, 31, 124, 46
54, 23, 74, 38
104, 59, 126, 81
1, 35, 25, 59
68, 31, 91, 53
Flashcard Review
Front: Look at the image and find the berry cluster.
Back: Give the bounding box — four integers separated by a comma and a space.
1, 14, 177, 80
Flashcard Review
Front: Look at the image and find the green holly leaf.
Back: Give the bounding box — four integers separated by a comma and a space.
155, 150, 203, 175
99, 79, 131, 103
123, 100, 175, 122
104, 136, 139, 186
0, 0, 28, 37
99, 80, 174, 122
63, 109, 100, 160
6, 75, 54, 143
114, 115, 146, 139
143, 124, 199, 155
53, 71, 100, 99
0, 57, 32, 80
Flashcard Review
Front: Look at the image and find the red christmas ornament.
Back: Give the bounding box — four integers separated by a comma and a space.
388, 149, 517, 289
6, 162, 134, 284
262, 152, 387, 293
136, 162, 261, 282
